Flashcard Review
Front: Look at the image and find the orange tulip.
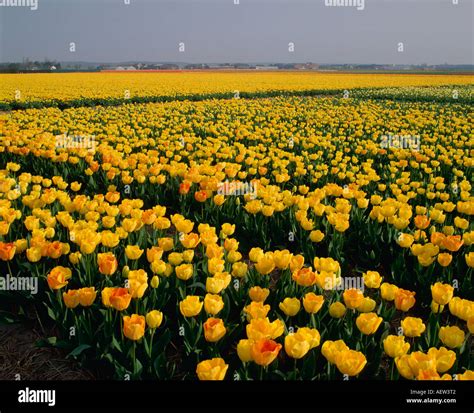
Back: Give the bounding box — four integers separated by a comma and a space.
179, 181, 191, 195
0, 242, 16, 261
292, 267, 317, 287
442, 236, 464, 252
414, 215, 430, 229
46, 241, 63, 259
78, 287, 97, 307
203, 317, 226, 342
343, 289, 364, 310
394, 288, 416, 312
98, 252, 118, 276
47, 266, 72, 290
251, 339, 282, 366
63, 290, 80, 309
123, 314, 145, 341
194, 190, 208, 203
109, 287, 132, 311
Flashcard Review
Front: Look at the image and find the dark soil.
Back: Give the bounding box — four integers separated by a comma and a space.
0, 322, 94, 380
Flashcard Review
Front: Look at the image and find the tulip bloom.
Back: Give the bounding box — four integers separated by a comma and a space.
322, 340, 349, 364
63, 290, 80, 309
380, 283, 398, 301
363, 271, 383, 289
431, 282, 454, 306
237, 339, 254, 363
255, 254, 275, 275
203, 317, 226, 342
179, 296, 203, 317
292, 267, 317, 287
47, 266, 72, 290
244, 301, 271, 321
427, 347, 456, 373
251, 339, 282, 366
356, 297, 376, 313
401, 317, 426, 338
109, 288, 132, 311
284, 332, 311, 359
394, 288, 416, 312
303, 293, 324, 314
246, 318, 284, 341
125, 245, 144, 260
248, 286, 270, 303
297, 327, 321, 349
343, 289, 364, 309
0, 242, 16, 261
78, 287, 96, 307
329, 302, 346, 318
98, 252, 118, 276
439, 326, 465, 349
146, 310, 163, 329
123, 314, 145, 341
279, 297, 301, 317
179, 181, 191, 195
383, 335, 410, 358
128, 269, 148, 299
335, 350, 367, 376
356, 313, 383, 335
204, 294, 224, 315
146, 246, 164, 263
175, 263, 194, 281
196, 358, 228, 380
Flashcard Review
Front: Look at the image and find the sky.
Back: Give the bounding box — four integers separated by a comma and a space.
0, 0, 472, 65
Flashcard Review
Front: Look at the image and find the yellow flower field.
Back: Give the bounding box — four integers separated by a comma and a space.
1, 72, 473, 108
0, 74, 472, 381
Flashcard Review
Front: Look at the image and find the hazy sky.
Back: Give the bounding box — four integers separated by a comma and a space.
0, 0, 472, 64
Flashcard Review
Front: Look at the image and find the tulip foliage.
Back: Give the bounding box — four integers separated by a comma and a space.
0, 79, 473, 381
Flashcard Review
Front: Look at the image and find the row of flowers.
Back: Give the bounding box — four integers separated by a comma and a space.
1, 73, 472, 109
0, 95, 472, 300
0, 163, 472, 379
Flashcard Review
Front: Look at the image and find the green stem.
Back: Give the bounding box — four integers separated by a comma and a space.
131, 341, 137, 377
148, 329, 155, 359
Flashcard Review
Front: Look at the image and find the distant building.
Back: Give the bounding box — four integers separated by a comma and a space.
158, 64, 180, 70
234, 63, 250, 69
294, 63, 319, 70
255, 66, 279, 70
114, 66, 136, 71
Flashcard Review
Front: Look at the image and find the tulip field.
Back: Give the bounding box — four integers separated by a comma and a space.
0, 72, 473, 381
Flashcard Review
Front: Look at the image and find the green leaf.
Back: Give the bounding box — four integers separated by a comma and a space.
112, 335, 122, 352
0, 311, 17, 325
68, 344, 91, 358
272, 369, 287, 379
35, 336, 57, 348
135, 358, 143, 377
153, 354, 164, 376
155, 328, 172, 350
46, 305, 56, 321
188, 282, 206, 291
101, 353, 114, 365
143, 337, 150, 356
